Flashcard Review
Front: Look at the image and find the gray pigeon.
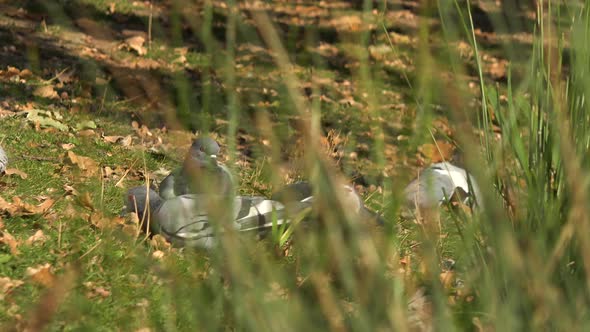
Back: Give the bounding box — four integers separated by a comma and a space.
404, 162, 482, 210
0, 145, 7, 173
159, 137, 235, 200
271, 181, 385, 225
125, 186, 299, 249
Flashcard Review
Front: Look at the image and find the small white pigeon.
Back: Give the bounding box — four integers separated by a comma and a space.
0, 145, 7, 173
404, 162, 482, 210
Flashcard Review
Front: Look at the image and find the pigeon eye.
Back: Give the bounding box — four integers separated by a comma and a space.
199, 146, 205, 152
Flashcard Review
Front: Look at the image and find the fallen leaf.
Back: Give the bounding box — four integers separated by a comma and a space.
0, 196, 54, 216
103, 135, 123, 144
33, 85, 59, 99
124, 35, 147, 56
25, 230, 48, 246
88, 212, 121, 229
149, 234, 171, 250
440, 271, 455, 289
152, 250, 165, 260
4, 168, 28, 179
26, 263, 55, 287
63, 184, 79, 196
0, 277, 24, 300
19, 197, 54, 214
84, 281, 111, 299
418, 141, 455, 163
78, 129, 96, 137
120, 135, 133, 147
61, 143, 75, 150
0, 230, 20, 255
67, 151, 99, 176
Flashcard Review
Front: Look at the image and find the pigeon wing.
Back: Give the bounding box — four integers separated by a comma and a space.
404, 167, 457, 209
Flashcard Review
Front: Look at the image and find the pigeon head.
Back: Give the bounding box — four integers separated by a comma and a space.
125, 186, 163, 222
186, 137, 221, 168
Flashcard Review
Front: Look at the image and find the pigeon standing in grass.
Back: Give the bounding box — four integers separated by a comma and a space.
404, 162, 482, 211
159, 137, 235, 200
125, 186, 296, 249
0, 145, 7, 173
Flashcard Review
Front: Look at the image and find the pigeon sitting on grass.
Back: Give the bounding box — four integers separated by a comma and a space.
0, 145, 7, 173
159, 137, 235, 200
125, 186, 300, 249
404, 162, 482, 211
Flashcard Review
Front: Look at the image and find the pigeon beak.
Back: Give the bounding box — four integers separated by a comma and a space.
210, 154, 217, 159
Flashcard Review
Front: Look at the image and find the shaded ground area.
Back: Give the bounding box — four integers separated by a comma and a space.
0, 0, 544, 182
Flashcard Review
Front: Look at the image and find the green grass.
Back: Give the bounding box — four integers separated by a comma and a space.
2, 0, 590, 330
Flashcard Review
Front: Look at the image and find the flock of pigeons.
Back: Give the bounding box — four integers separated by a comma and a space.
0, 138, 482, 251
123, 137, 483, 250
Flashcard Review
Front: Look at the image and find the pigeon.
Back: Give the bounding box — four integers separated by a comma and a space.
125, 186, 302, 249
404, 162, 482, 210
271, 181, 385, 225
159, 137, 235, 200
0, 145, 7, 173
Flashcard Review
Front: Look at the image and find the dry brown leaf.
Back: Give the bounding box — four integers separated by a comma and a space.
440, 271, 455, 290
26, 263, 55, 287
121, 224, 140, 238
125, 35, 147, 56
149, 234, 171, 250
0, 230, 20, 255
63, 184, 79, 196
16, 197, 54, 215
152, 250, 165, 260
103, 135, 123, 144
5, 168, 28, 179
33, 85, 59, 99
0, 196, 18, 215
67, 151, 99, 176
88, 212, 121, 229
108, 2, 116, 14
25, 230, 48, 246
0, 277, 24, 300
78, 129, 96, 137
120, 135, 133, 147
418, 141, 455, 163
61, 143, 75, 150
0, 196, 54, 216
84, 282, 111, 299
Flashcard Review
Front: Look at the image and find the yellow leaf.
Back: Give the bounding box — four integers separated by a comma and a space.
0, 230, 20, 255
125, 35, 147, 56
4, 168, 27, 179
33, 85, 59, 99
67, 151, 99, 177
25, 230, 48, 246
0, 277, 24, 301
